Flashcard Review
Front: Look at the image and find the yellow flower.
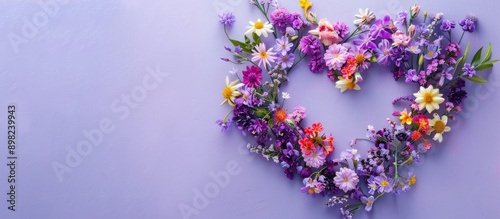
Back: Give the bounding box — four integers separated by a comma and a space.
221, 76, 244, 107
335, 77, 360, 92
428, 113, 451, 143
413, 85, 444, 113
299, 0, 313, 17
399, 108, 412, 125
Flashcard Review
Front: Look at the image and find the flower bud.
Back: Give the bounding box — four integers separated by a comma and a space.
418, 54, 424, 66
408, 24, 416, 37
411, 4, 421, 17
354, 72, 363, 83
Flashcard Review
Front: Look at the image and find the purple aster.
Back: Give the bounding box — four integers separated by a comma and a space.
333, 21, 350, 38
278, 53, 295, 69
440, 20, 456, 32
462, 63, 476, 77
369, 16, 392, 39
375, 174, 393, 193
459, 18, 476, 32
324, 44, 349, 70
309, 53, 325, 73
218, 13, 236, 26
333, 167, 359, 193
242, 65, 262, 87
389, 45, 409, 67
361, 196, 375, 211
270, 8, 291, 32
375, 39, 391, 65
299, 35, 321, 55
394, 11, 408, 26
303, 146, 326, 168
275, 36, 293, 56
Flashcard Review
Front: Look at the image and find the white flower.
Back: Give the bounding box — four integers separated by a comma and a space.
282, 92, 290, 99
245, 18, 274, 37
413, 85, 445, 113
354, 8, 375, 26
229, 67, 237, 75
429, 113, 451, 142
335, 77, 361, 92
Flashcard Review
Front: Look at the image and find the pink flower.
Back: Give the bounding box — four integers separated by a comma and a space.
334, 167, 359, 192
303, 146, 326, 168
392, 30, 410, 47
308, 19, 342, 46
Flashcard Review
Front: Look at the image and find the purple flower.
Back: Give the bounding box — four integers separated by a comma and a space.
394, 11, 408, 26
283, 142, 299, 157
248, 119, 269, 144
375, 174, 393, 193
389, 45, 408, 67
424, 44, 439, 60
299, 35, 321, 55
300, 177, 325, 197
289, 106, 307, 123
369, 16, 392, 39
309, 53, 325, 73
278, 53, 295, 69
459, 18, 476, 32
361, 196, 375, 211
406, 41, 421, 54
275, 36, 293, 56
303, 146, 326, 168
290, 12, 304, 29
440, 20, 456, 32
218, 13, 236, 26
285, 27, 297, 36
445, 41, 461, 57
216, 119, 232, 132
349, 45, 372, 71
333, 22, 350, 38
405, 69, 419, 83
242, 65, 263, 87
340, 208, 353, 219
367, 176, 378, 195
376, 39, 391, 65
270, 8, 291, 32
334, 167, 359, 193
462, 63, 476, 77
324, 44, 349, 70
353, 32, 377, 50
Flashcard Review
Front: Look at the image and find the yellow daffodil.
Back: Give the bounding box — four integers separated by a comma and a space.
428, 113, 451, 143
335, 77, 360, 92
413, 85, 444, 113
299, 0, 313, 17
399, 108, 412, 125
221, 76, 244, 107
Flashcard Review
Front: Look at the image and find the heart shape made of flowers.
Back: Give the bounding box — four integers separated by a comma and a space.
217, 1, 497, 218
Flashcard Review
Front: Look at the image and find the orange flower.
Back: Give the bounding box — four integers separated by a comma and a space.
411, 131, 422, 141
299, 138, 315, 155
275, 108, 287, 123
399, 108, 412, 125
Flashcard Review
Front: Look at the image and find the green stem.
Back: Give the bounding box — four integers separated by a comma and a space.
458, 31, 465, 45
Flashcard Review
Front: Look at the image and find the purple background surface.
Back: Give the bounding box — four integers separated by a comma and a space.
1, 0, 500, 218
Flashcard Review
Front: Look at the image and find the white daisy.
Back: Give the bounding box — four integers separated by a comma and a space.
354, 8, 375, 26
221, 76, 244, 106
429, 113, 451, 143
245, 18, 274, 37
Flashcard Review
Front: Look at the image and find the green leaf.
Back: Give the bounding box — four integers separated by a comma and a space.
452, 56, 463, 76
244, 35, 251, 44
482, 43, 492, 63
252, 32, 261, 45
457, 43, 470, 76
229, 39, 252, 53
475, 63, 494, 71
253, 108, 269, 119
471, 46, 483, 67
465, 75, 488, 83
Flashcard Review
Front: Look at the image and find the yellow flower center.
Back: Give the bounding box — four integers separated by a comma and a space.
366, 199, 372, 206
308, 188, 315, 194
344, 177, 349, 182
312, 153, 317, 158
408, 175, 417, 186
346, 81, 356, 90
334, 54, 339, 58
222, 86, 233, 99
254, 21, 264, 29
381, 180, 389, 187
423, 92, 434, 103
260, 51, 268, 59
427, 51, 434, 57
434, 120, 446, 133
355, 53, 366, 64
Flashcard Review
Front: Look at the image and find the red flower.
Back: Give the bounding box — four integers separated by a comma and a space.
299, 138, 315, 155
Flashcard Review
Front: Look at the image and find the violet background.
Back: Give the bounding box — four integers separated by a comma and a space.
1, 0, 500, 218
